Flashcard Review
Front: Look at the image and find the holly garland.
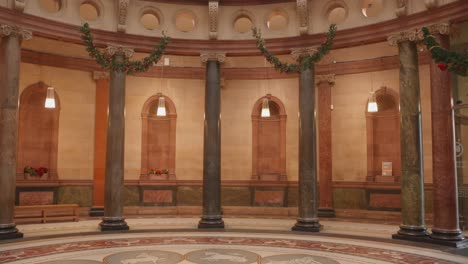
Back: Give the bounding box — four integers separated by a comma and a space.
252, 24, 337, 73
422, 27, 467, 76
80, 23, 171, 74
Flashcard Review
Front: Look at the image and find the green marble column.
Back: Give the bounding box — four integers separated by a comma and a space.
394, 39, 428, 238
99, 46, 133, 232
198, 52, 225, 229
0, 24, 31, 240
291, 48, 320, 232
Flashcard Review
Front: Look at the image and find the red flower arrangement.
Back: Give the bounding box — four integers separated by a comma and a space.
24, 166, 49, 177
437, 62, 448, 71
148, 168, 169, 175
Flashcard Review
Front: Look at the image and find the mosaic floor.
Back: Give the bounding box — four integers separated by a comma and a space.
1, 218, 467, 264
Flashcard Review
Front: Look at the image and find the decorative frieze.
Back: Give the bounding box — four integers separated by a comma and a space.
316, 74, 335, 85
117, 0, 130, 33
105, 44, 134, 58
395, 0, 407, 17
208, 1, 219, 40
200, 52, 225, 63
296, 0, 308, 35
290, 47, 317, 61
0, 24, 32, 40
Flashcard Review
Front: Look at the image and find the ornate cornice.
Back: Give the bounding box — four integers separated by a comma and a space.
290, 47, 317, 61
93, 71, 110, 80
0, 24, 32, 40
200, 52, 226, 63
13, 0, 25, 12
117, 0, 130, 33
316, 74, 335, 85
395, 0, 407, 17
296, 0, 308, 35
105, 44, 134, 57
425, 22, 450, 35
208, 1, 218, 40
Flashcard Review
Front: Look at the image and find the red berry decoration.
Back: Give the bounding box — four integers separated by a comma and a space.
437, 62, 448, 71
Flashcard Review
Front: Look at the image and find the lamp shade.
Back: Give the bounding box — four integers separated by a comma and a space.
367, 92, 378, 113
156, 96, 166, 116
45, 86, 56, 109
261, 98, 270, 117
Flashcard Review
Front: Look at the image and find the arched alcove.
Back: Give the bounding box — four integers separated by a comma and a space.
141, 94, 177, 180
251, 94, 287, 181
366, 86, 401, 182
17, 82, 61, 179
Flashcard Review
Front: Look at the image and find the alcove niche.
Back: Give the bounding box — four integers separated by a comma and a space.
140, 94, 176, 180
366, 86, 401, 183
17, 82, 60, 179
251, 95, 287, 181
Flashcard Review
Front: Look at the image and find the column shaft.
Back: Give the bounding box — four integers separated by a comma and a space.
0, 30, 24, 240
100, 54, 129, 231
429, 33, 464, 241
395, 40, 427, 237
317, 80, 335, 217
198, 59, 224, 228
292, 65, 320, 232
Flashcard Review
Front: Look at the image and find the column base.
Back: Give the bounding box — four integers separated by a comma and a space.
0, 224, 23, 240
393, 233, 468, 248
89, 207, 104, 217
292, 218, 321, 232
430, 228, 465, 241
318, 208, 336, 218
395, 225, 428, 237
198, 216, 224, 229
99, 217, 129, 232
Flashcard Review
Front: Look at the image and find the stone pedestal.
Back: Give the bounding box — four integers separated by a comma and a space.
0, 24, 31, 240
99, 46, 133, 232
388, 30, 428, 239
198, 52, 225, 229
291, 48, 320, 232
317, 75, 335, 218
427, 24, 465, 243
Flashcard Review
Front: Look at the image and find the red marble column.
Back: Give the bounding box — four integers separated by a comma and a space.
90, 72, 109, 217
429, 28, 464, 241
317, 75, 335, 217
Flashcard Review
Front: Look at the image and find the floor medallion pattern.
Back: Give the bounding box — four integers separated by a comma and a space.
1, 232, 466, 264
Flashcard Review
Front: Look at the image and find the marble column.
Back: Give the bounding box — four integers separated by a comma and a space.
99, 45, 133, 232
291, 48, 321, 232
90, 71, 109, 217
317, 74, 335, 218
198, 52, 225, 229
427, 24, 465, 242
0, 24, 31, 240
388, 30, 428, 239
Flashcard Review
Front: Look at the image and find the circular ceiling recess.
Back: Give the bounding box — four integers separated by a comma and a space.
361, 0, 384, 17
328, 6, 347, 24
141, 12, 160, 30
39, 0, 62, 13
175, 11, 196, 32
234, 16, 253, 33
267, 11, 288, 31
80, 2, 100, 22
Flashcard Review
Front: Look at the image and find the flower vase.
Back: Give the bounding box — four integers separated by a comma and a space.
24, 173, 30, 180
149, 174, 168, 180
41, 173, 49, 180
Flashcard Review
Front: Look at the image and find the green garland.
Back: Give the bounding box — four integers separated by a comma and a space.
252, 24, 337, 73
422, 27, 467, 76
80, 23, 171, 74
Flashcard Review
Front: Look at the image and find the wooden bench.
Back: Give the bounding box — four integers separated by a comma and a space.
15, 204, 79, 224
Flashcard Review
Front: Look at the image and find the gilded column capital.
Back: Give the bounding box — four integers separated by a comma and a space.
291, 47, 317, 61
200, 52, 226, 63
425, 23, 450, 35
105, 44, 134, 58
93, 71, 110, 80
387, 28, 422, 46
316, 74, 335, 86
0, 24, 32, 40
